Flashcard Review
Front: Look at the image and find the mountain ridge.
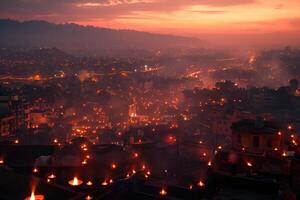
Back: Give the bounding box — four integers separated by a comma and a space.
0, 19, 201, 54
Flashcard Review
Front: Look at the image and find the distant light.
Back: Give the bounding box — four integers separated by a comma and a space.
159, 188, 167, 196
197, 180, 205, 187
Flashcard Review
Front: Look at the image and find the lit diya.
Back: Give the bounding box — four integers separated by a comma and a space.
159, 188, 167, 196
85, 195, 93, 200
101, 180, 108, 186
33, 168, 38, 173
111, 163, 117, 169
0, 159, 4, 164
68, 176, 83, 186
86, 181, 93, 186
24, 191, 44, 200
197, 180, 205, 187
141, 164, 146, 170
48, 173, 56, 179
207, 161, 212, 166
82, 160, 87, 165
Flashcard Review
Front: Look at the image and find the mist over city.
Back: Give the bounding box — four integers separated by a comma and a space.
0, 1, 300, 200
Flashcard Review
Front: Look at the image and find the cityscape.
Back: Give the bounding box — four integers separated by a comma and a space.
0, 1, 300, 200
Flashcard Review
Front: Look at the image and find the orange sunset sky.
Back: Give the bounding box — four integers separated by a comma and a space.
1, 0, 300, 48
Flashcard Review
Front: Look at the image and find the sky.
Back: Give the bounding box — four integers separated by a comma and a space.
1, 0, 300, 48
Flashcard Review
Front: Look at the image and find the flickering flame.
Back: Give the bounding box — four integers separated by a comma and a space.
68, 177, 83, 186
14, 139, 19, 144
133, 152, 139, 158
282, 152, 287, 157
111, 163, 117, 169
33, 168, 38, 173
0, 159, 4, 164
85, 195, 92, 200
48, 173, 56, 179
160, 188, 167, 196
86, 181, 93, 186
277, 132, 282, 136
198, 180, 205, 187
247, 162, 252, 167
101, 180, 108, 186
82, 160, 87, 165
25, 191, 44, 200
208, 161, 212, 166
189, 184, 193, 190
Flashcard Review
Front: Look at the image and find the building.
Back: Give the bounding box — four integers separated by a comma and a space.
231, 117, 283, 155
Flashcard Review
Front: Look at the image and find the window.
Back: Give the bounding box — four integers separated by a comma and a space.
253, 136, 260, 148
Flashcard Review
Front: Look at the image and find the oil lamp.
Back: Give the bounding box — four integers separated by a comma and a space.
68, 176, 83, 186
24, 192, 44, 200
159, 188, 167, 196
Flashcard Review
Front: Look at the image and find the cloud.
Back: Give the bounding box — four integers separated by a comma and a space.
191, 10, 226, 14
0, 0, 256, 21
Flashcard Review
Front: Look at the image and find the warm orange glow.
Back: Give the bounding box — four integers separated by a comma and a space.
133, 152, 139, 158
14, 139, 19, 144
25, 192, 44, 200
247, 162, 253, 167
101, 180, 108, 186
282, 152, 287, 157
85, 195, 92, 200
159, 188, 167, 196
86, 181, 93, 186
68, 177, 83, 186
208, 161, 212, 166
82, 160, 87, 165
0, 159, 4, 164
111, 163, 117, 169
33, 168, 38, 173
48, 173, 56, 179
197, 180, 205, 187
